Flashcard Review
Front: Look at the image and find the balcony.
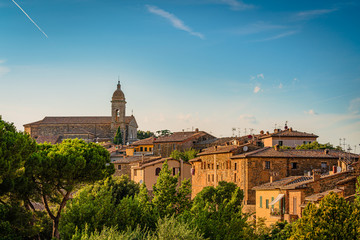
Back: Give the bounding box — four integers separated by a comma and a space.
270, 208, 284, 220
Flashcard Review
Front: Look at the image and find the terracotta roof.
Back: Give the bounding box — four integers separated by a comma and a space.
259, 129, 318, 139
232, 147, 349, 159
189, 157, 201, 162
24, 116, 135, 126
112, 82, 125, 100
112, 156, 160, 164
253, 176, 313, 190
132, 137, 155, 146
305, 188, 343, 202
154, 131, 212, 143
198, 143, 256, 156
35, 135, 61, 144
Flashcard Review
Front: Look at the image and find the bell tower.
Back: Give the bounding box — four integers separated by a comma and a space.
111, 81, 126, 136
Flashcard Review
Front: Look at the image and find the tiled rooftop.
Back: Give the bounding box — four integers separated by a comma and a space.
154, 131, 211, 143
24, 116, 135, 126
259, 128, 318, 139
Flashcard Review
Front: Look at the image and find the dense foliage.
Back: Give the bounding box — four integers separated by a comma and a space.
113, 127, 123, 145
137, 130, 155, 140
296, 141, 342, 150
170, 149, 199, 162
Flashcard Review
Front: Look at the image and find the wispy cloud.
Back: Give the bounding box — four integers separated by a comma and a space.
239, 114, 257, 124
253, 86, 261, 93
146, 5, 204, 39
257, 73, 264, 79
297, 9, 337, 19
11, 0, 48, 38
255, 30, 298, 42
349, 98, 360, 114
278, 83, 283, 89
0, 60, 10, 77
220, 0, 255, 11
231, 21, 286, 35
304, 109, 318, 115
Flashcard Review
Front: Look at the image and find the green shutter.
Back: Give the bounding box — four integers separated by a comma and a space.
260, 196, 263, 208
271, 197, 274, 209
266, 199, 269, 209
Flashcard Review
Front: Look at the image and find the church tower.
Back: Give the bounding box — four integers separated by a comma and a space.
111, 81, 126, 137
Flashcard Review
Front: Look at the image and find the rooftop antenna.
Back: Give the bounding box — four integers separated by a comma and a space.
249, 128, 254, 135
131, 109, 133, 115
232, 128, 236, 137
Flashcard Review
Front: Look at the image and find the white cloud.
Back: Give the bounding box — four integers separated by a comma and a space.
278, 83, 283, 89
146, 5, 204, 39
304, 109, 318, 115
297, 9, 337, 19
256, 30, 299, 42
239, 114, 257, 124
220, 0, 255, 11
253, 86, 261, 93
257, 73, 264, 79
349, 98, 360, 114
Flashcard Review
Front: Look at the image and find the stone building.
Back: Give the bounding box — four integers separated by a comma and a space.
24, 82, 138, 144
153, 129, 216, 157
190, 146, 356, 212
259, 127, 318, 147
253, 166, 360, 226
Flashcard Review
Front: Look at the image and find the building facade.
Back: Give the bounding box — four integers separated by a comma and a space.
24, 82, 138, 144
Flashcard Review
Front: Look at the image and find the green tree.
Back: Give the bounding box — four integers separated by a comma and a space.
152, 161, 192, 218
0, 116, 36, 198
26, 139, 114, 239
137, 130, 154, 140
295, 141, 341, 150
181, 181, 255, 240
290, 192, 360, 240
155, 130, 172, 137
170, 149, 199, 162
60, 176, 157, 240
114, 127, 123, 145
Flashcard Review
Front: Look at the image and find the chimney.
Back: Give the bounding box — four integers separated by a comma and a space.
195, 128, 199, 132
214, 146, 217, 151
260, 130, 264, 135
289, 127, 293, 132
274, 129, 279, 133
266, 131, 269, 135
324, 149, 329, 155
270, 176, 273, 183
313, 169, 321, 181
274, 144, 280, 151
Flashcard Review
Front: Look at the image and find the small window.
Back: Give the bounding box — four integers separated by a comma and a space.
291, 162, 297, 169
260, 196, 263, 208
117, 165, 121, 170
212, 174, 214, 182
278, 141, 283, 146
173, 144, 176, 150
140, 147, 143, 151
265, 161, 270, 169
234, 173, 237, 182
208, 164, 210, 169
217, 164, 219, 170
173, 168, 176, 175
266, 199, 269, 209
234, 163, 237, 170
134, 170, 137, 176
208, 174, 210, 182
321, 162, 327, 169
145, 147, 148, 151
149, 147, 152, 151
155, 167, 161, 176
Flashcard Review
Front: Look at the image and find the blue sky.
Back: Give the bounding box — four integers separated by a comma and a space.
0, 0, 359, 151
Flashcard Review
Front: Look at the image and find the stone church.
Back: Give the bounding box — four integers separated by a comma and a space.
24, 82, 138, 144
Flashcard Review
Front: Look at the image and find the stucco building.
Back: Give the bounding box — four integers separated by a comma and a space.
24, 82, 138, 144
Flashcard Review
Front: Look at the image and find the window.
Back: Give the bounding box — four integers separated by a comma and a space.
217, 164, 219, 170
208, 174, 210, 182
117, 165, 121, 170
278, 141, 283, 146
155, 167, 161, 176
234, 163, 237, 170
173, 144, 176, 150
134, 170, 137, 176
260, 196, 263, 208
140, 147, 143, 151
173, 168, 176, 175
291, 162, 297, 169
321, 162, 327, 169
212, 164, 214, 170
145, 147, 148, 151
212, 174, 214, 182
208, 164, 210, 169
265, 161, 270, 169
149, 147, 152, 151
234, 173, 237, 182
293, 197, 297, 214
266, 199, 269, 209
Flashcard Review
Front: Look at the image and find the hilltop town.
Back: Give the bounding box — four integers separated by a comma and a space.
17, 82, 360, 234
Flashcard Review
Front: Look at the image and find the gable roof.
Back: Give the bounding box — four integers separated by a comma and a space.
231, 147, 354, 159
24, 116, 136, 126
154, 131, 213, 143
259, 128, 318, 139
132, 137, 155, 146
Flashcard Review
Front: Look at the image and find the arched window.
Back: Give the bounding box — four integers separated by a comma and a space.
155, 167, 161, 176
116, 109, 120, 121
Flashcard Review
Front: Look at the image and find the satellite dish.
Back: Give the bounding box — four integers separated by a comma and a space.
337, 166, 342, 173
243, 146, 248, 152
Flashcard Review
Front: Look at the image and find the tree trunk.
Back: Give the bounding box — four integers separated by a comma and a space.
52, 216, 60, 239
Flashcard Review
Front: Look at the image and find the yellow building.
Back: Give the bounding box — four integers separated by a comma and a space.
126, 137, 154, 156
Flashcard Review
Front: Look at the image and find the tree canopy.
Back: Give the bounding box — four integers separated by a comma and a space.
170, 149, 199, 162
137, 130, 155, 140
296, 141, 341, 150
